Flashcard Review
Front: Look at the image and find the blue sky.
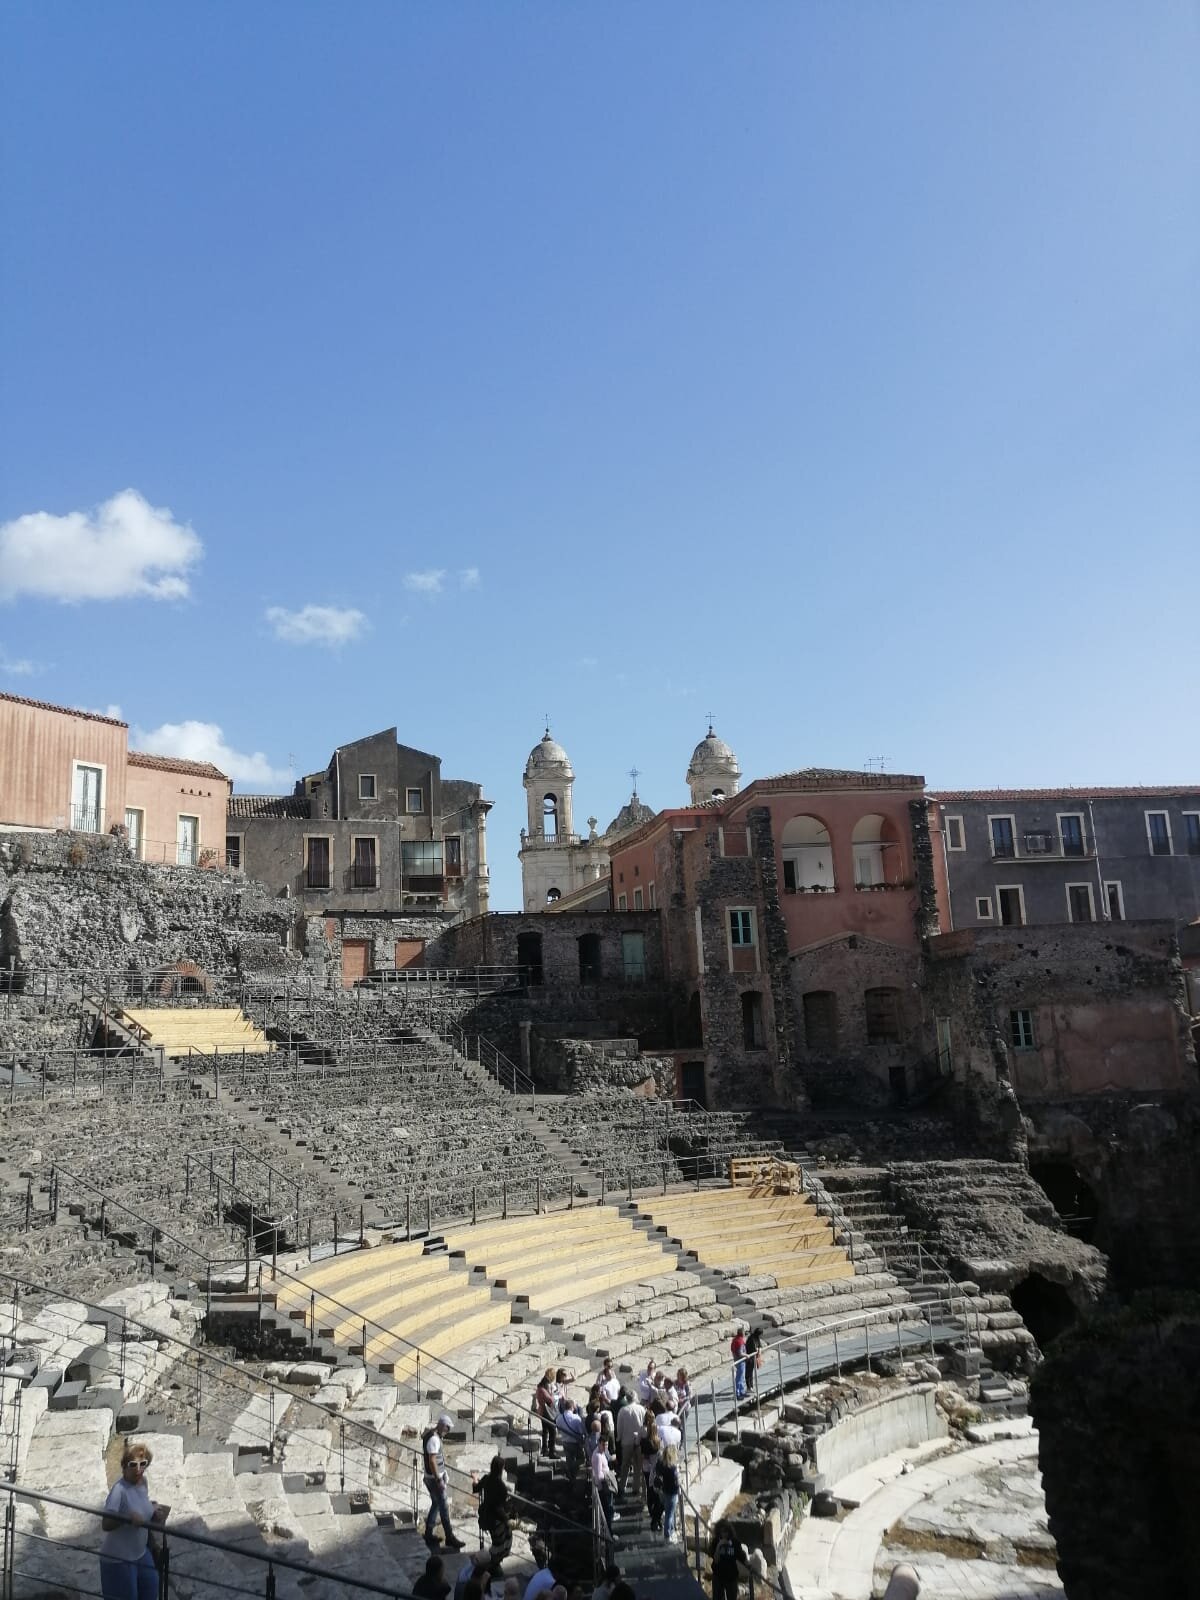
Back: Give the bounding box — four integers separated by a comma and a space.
1, 2, 1196, 910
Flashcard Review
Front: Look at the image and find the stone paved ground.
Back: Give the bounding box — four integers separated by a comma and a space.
875, 1448, 1060, 1599
787, 1431, 1063, 1600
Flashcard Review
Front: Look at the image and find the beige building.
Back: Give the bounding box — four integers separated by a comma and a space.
0, 690, 231, 866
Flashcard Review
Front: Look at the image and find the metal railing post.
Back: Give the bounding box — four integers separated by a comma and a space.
833, 1328, 841, 1377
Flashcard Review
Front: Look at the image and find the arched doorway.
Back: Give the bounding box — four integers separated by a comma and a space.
1030, 1161, 1100, 1243
1011, 1273, 1078, 1348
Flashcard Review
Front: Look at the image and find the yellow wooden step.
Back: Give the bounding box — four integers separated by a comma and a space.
765, 1259, 856, 1289
275, 1243, 429, 1308
377, 1300, 513, 1376
469, 1225, 644, 1277
442, 1210, 621, 1253
524, 1257, 674, 1313
493, 1238, 664, 1294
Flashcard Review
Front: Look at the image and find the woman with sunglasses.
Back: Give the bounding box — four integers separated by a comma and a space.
100, 1440, 163, 1599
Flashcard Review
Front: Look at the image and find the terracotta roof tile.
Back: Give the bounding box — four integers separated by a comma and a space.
227, 794, 310, 820
128, 751, 230, 782
0, 689, 127, 728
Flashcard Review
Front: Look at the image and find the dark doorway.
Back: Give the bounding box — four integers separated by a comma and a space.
1011, 1273, 1078, 1348
1030, 1162, 1099, 1243
516, 931, 544, 986
680, 1062, 707, 1108
888, 1065, 908, 1105
802, 990, 837, 1052
681, 992, 703, 1048
741, 992, 765, 1050
578, 932, 601, 983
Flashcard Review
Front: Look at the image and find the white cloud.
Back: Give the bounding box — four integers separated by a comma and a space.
458, 567, 481, 590
0, 649, 35, 676
133, 720, 290, 788
404, 569, 446, 595
265, 604, 368, 647
0, 489, 201, 604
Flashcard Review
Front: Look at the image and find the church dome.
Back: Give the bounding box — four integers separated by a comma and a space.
524, 729, 574, 781
606, 792, 655, 837
686, 724, 741, 802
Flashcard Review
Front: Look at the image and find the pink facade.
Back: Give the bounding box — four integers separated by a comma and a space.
0, 692, 128, 833
125, 753, 231, 865
0, 691, 230, 866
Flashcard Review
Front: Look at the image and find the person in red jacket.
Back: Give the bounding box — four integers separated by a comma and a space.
730, 1327, 747, 1400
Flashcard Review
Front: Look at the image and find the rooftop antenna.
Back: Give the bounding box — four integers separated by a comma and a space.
864, 755, 889, 773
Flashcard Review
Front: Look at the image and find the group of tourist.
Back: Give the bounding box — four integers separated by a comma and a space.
532, 1357, 691, 1539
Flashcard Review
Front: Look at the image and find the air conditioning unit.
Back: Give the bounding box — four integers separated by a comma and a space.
1024, 832, 1053, 853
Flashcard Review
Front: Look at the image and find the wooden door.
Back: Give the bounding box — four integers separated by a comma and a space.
341, 939, 371, 987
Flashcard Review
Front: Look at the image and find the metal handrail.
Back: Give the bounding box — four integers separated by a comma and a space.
0, 1478, 423, 1599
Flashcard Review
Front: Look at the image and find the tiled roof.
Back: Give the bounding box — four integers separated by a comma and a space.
227, 794, 310, 820
0, 689, 127, 728
128, 751, 230, 782
748, 768, 926, 789
932, 786, 1200, 802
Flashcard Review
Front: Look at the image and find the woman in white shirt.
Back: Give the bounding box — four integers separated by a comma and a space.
100, 1440, 162, 1599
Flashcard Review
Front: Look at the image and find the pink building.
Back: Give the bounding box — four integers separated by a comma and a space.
0, 691, 230, 865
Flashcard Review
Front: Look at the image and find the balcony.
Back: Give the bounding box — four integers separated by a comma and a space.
520, 832, 582, 849
854, 879, 914, 892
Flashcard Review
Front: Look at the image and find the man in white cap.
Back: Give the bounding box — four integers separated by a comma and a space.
423, 1413, 464, 1550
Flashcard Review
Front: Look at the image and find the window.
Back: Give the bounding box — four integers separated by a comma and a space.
305, 837, 331, 889
176, 815, 199, 867
402, 840, 443, 877
1184, 813, 1200, 857
1058, 814, 1086, 857
781, 815, 834, 892
996, 885, 1025, 926
864, 988, 901, 1043
617, 893, 627, 911
124, 808, 144, 860
225, 834, 242, 871
406, 787, 424, 814
1009, 1008, 1035, 1050
945, 816, 965, 851
542, 793, 558, 838
578, 933, 601, 982
1146, 811, 1172, 855
622, 931, 646, 982
648, 882, 656, 910
1067, 883, 1096, 923
989, 816, 1016, 858
633, 887, 643, 910
852, 814, 890, 886
729, 910, 755, 946
358, 774, 376, 800
741, 992, 765, 1050
936, 1017, 953, 1074
71, 762, 104, 832
802, 991, 837, 1052
444, 836, 462, 876
546, 887, 561, 903
352, 836, 378, 889
1104, 881, 1125, 921
976, 896, 993, 920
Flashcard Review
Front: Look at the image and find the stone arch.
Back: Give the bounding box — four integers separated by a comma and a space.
545, 886, 561, 904
851, 812, 903, 886
780, 814, 834, 893
153, 961, 213, 999
1011, 1272, 1078, 1348
542, 793, 559, 839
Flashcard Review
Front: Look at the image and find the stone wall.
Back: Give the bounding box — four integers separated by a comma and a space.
787, 934, 925, 1108
1027, 1094, 1200, 1294
437, 910, 665, 986
0, 829, 295, 991
886, 1158, 1108, 1310
1031, 1291, 1200, 1600
532, 1037, 675, 1095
